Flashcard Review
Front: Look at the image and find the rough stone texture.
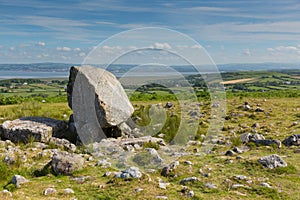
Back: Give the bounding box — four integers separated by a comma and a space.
51, 151, 84, 175
11, 175, 29, 188
44, 188, 57, 196
114, 167, 142, 179
283, 134, 300, 146
254, 139, 281, 148
180, 177, 198, 185
258, 154, 287, 169
49, 137, 76, 152
1, 117, 67, 143
67, 66, 134, 141
161, 161, 180, 177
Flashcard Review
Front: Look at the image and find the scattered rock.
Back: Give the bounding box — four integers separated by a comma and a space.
225, 150, 235, 156
184, 161, 193, 165
115, 167, 142, 179
258, 154, 287, 169
283, 134, 300, 147
70, 176, 90, 183
180, 177, 198, 185
51, 151, 84, 175
205, 183, 217, 189
234, 175, 247, 180
161, 161, 179, 177
231, 184, 246, 189
44, 188, 57, 196
96, 159, 111, 168
135, 188, 144, 193
260, 182, 272, 188
49, 137, 76, 152
11, 175, 29, 188
67, 66, 134, 140
1, 189, 12, 197
255, 107, 264, 112
233, 146, 243, 154
158, 179, 170, 189
254, 139, 281, 148
165, 102, 174, 108
156, 196, 168, 199
63, 188, 74, 194
1, 117, 67, 143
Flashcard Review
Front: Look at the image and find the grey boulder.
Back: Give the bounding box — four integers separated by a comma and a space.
67, 66, 134, 143
258, 154, 287, 169
1, 117, 67, 143
51, 151, 84, 175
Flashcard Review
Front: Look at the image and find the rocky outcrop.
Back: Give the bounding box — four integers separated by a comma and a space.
1, 117, 67, 143
67, 66, 134, 142
258, 154, 287, 169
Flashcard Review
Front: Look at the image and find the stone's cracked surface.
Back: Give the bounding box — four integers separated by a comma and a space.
1, 117, 67, 143
67, 66, 134, 142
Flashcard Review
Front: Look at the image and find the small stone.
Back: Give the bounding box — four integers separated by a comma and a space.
11, 175, 29, 188
158, 179, 170, 189
63, 188, 74, 194
184, 161, 193, 165
103, 172, 112, 177
187, 190, 194, 197
233, 146, 243, 154
96, 160, 111, 168
115, 167, 142, 179
44, 188, 57, 196
2, 189, 12, 197
156, 196, 168, 199
225, 150, 235, 156
260, 182, 272, 188
234, 175, 247, 180
205, 183, 217, 189
135, 188, 144, 193
180, 177, 198, 185
231, 184, 245, 189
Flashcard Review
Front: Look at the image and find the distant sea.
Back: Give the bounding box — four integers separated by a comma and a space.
0, 70, 69, 80
0, 70, 200, 80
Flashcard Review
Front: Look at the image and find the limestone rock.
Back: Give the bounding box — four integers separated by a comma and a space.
258, 154, 287, 169
114, 167, 142, 179
1, 117, 67, 143
283, 134, 300, 146
49, 137, 76, 152
67, 66, 134, 142
11, 175, 29, 188
180, 177, 198, 185
51, 151, 84, 175
44, 188, 57, 196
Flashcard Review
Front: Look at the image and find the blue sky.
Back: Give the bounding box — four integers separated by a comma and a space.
1, 0, 300, 64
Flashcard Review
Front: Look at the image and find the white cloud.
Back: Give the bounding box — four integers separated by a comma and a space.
191, 45, 202, 49
73, 47, 81, 51
150, 42, 171, 50
79, 52, 86, 57
9, 47, 15, 51
187, 6, 233, 12
37, 41, 45, 46
243, 49, 251, 56
56, 46, 72, 51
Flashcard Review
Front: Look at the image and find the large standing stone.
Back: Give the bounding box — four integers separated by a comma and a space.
1, 117, 67, 143
67, 66, 134, 143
